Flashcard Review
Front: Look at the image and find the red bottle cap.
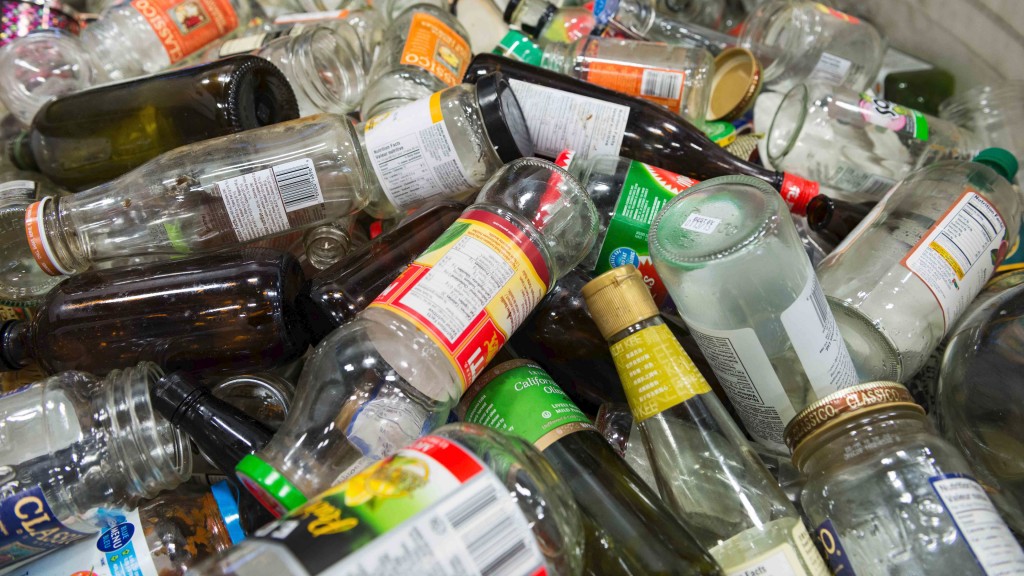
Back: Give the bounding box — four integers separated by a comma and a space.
780, 173, 820, 216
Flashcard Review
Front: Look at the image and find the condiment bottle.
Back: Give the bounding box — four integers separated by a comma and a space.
787, 382, 1024, 576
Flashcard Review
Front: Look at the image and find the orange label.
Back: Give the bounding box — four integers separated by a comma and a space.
24, 197, 67, 277
131, 0, 238, 63
399, 12, 470, 87
586, 62, 685, 112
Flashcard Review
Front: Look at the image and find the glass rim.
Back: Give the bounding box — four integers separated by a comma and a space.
767, 82, 809, 164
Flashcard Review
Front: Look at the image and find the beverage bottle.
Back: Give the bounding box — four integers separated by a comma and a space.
817, 149, 1021, 382
0, 361, 191, 569
0, 249, 310, 377
459, 359, 723, 575
648, 176, 858, 453
767, 82, 982, 202
236, 158, 598, 515
463, 54, 823, 215
804, 193, 874, 246
196, 425, 585, 575
7, 55, 301, 192
0, 178, 68, 306
582, 265, 831, 575
0, 0, 252, 124
884, 68, 956, 117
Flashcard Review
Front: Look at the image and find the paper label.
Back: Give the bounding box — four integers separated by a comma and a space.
585, 62, 685, 111
255, 435, 546, 576
218, 32, 273, 57
131, 0, 238, 63
0, 485, 92, 569
858, 94, 930, 140
363, 92, 474, 210
930, 474, 1024, 575
902, 191, 1008, 331
687, 324, 794, 453
816, 519, 857, 576
463, 363, 593, 450
369, 209, 550, 389
714, 518, 829, 576
681, 213, 720, 234
216, 158, 324, 242
399, 12, 470, 87
779, 275, 858, 396
808, 52, 852, 86
507, 79, 629, 160
273, 9, 350, 24
610, 324, 712, 421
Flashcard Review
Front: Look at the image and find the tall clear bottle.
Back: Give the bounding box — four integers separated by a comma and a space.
582, 266, 830, 575
649, 175, 858, 453
236, 158, 598, 515
817, 149, 1021, 382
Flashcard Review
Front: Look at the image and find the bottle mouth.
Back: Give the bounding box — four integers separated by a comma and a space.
767, 83, 809, 165
304, 224, 353, 271
296, 26, 367, 115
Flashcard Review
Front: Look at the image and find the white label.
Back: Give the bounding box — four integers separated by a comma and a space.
931, 475, 1024, 576
681, 213, 721, 234
218, 32, 269, 57
274, 9, 349, 24
640, 69, 684, 101
714, 518, 829, 576
827, 163, 896, 198
808, 52, 852, 86
216, 158, 324, 242
507, 79, 629, 160
326, 474, 545, 576
687, 324, 794, 453
364, 95, 475, 210
16, 509, 159, 576
723, 546, 803, 576
903, 191, 1006, 331
779, 274, 858, 397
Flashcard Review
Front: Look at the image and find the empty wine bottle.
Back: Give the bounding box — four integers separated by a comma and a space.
804, 193, 874, 246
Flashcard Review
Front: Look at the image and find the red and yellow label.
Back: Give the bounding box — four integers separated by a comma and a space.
399, 12, 470, 87
586, 62, 685, 111
131, 0, 238, 63
369, 209, 550, 389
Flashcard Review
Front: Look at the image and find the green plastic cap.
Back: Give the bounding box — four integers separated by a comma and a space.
492, 30, 542, 66
973, 148, 1019, 183
235, 454, 309, 517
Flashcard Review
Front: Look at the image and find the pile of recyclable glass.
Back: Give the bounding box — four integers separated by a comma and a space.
0, 0, 1021, 572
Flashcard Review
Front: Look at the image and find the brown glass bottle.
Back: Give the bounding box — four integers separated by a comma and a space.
805, 194, 875, 246
0, 249, 309, 377
8, 55, 300, 192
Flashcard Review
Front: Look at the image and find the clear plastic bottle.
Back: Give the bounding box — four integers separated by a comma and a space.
817, 149, 1021, 383
235, 158, 598, 515
199, 425, 584, 575
0, 361, 191, 569
768, 82, 983, 202
0, 0, 251, 124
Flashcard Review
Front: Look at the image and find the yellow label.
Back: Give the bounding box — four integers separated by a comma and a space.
610, 324, 711, 421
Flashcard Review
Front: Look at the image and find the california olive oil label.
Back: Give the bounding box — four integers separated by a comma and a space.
609, 324, 711, 422
0, 485, 92, 568
255, 435, 545, 575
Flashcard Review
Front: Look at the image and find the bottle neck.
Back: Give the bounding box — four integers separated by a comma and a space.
796, 408, 931, 476
806, 195, 874, 246
606, 314, 662, 346
303, 221, 354, 271
8, 132, 39, 172
539, 41, 575, 74
27, 195, 91, 276
0, 320, 32, 371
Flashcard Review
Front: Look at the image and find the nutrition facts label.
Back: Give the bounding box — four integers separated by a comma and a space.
931, 474, 1024, 576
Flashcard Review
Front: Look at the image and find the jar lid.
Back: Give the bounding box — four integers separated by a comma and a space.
785, 382, 924, 458
708, 48, 762, 122
475, 72, 535, 163
581, 265, 659, 340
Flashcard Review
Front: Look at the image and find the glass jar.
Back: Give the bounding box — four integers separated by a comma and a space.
740, 0, 884, 92
788, 382, 1024, 576
939, 81, 1024, 164
649, 175, 858, 454
769, 82, 983, 202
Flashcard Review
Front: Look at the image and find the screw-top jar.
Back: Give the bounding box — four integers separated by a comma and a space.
787, 382, 1024, 576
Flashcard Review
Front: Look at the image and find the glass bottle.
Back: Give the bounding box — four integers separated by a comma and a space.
582, 265, 830, 575
7, 55, 300, 192
804, 193, 874, 246
655, 0, 724, 30
16, 113, 371, 281
0, 249, 310, 377
0, 0, 251, 124
884, 68, 956, 117
236, 158, 598, 515
264, 9, 383, 72
464, 54, 823, 215
768, 82, 983, 202
0, 178, 68, 305
649, 175, 858, 453
297, 201, 464, 344
197, 425, 584, 576
360, 5, 472, 119
460, 359, 724, 575
939, 81, 1024, 165
297, 214, 364, 274
0, 361, 191, 569
788, 382, 1024, 576
818, 149, 1021, 383
593, 402, 659, 492
590, 0, 739, 56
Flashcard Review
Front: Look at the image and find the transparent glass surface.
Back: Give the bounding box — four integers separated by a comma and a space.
939, 81, 1024, 166
593, 402, 659, 493
0, 181, 64, 303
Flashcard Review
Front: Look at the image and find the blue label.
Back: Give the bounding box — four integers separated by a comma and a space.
211, 480, 246, 546
816, 518, 857, 575
609, 247, 640, 268
0, 485, 91, 568
97, 522, 134, 553
591, 0, 618, 24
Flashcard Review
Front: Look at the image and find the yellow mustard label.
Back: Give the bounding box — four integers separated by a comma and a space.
610, 323, 711, 421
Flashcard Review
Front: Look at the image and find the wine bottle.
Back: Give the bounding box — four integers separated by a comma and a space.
805, 194, 875, 246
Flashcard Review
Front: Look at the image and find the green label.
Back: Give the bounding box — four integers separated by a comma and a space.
492, 30, 542, 66
463, 363, 592, 448
857, 93, 930, 140
700, 121, 737, 147
595, 160, 698, 307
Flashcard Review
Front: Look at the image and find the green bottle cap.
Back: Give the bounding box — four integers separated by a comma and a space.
492, 30, 543, 66
235, 454, 309, 517
701, 121, 737, 147
973, 148, 1019, 183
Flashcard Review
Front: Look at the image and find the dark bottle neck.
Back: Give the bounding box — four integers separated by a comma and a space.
806, 194, 875, 246
0, 320, 32, 371
220, 55, 301, 131
7, 131, 39, 172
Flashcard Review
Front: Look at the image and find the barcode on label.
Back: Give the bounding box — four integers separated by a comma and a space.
640, 69, 684, 101
273, 158, 324, 212
809, 279, 830, 331
446, 479, 539, 576
682, 213, 721, 234
808, 52, 852, 85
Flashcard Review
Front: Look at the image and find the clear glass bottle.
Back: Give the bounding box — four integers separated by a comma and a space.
496, 0, 598, 43
0, 178, 67, 305
817, 149, 1021, 383
648, 175, 858, 454
939, 81, 1024, 165
788, 382, 1024, 576
0, 0, 251, 124
300, 214, 362, 272
360, 4, 472, 119
198, 424, 585, 576
591, 0, 737, 56
593, 402, 659, 492
768, 82, 983, 202
236, 158, 598, 515
655, 0, 724, 30
583, 265, 830, 575
0, 361, 191, 569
